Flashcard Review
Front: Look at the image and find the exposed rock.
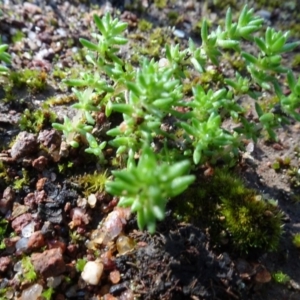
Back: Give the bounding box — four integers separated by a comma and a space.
11, 213, 32, 234
23, 2, 42, 15
47, 238, 67, 253
10, 132, 38, 160
254, 268, 272, 283
2, 236, 20, 253
38, 31, 53, 44
69, 207, 90, 229
32, 155, 48, 171
38, 129, 61, 149
0, 110, 20, 125
0, 256, 12, 273
3, 186, 15, 201
36, 178, 47, 191
11, 203, 29, 219
27, 231, 46, 250
31, 248, 66, 278
23, 193, 37, 209
37, 203, 63, 224
0, 186, 15, 214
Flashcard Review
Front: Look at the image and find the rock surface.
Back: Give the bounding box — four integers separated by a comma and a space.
31, 248, 66, 278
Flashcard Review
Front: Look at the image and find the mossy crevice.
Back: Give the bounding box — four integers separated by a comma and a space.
72, 170, 109, 197
172, 168, 283, 253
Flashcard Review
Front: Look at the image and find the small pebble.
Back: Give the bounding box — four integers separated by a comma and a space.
173, 29, 185, 39
22, 222, 35, 238
116, 236, 135, 255
20, 283, 43, 300
109, 270, 121, 284
65, 285, 78, 298
81, 260, 104, 285
28, 31, 37, 40
256, 9, 272, 21
88, 194, 97, 208
47, 276, 63, 288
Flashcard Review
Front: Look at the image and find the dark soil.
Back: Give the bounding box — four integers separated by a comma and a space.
1, 1, 300, 300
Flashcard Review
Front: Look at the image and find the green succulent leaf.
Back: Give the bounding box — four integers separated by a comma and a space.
106, 146, 194, 232
79, 38, 99, 51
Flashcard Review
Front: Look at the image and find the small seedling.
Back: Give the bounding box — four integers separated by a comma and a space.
13, 169, 30, 191
75, 258, 87, 272
42, 287, 55, 300
292, 233, 300, 248
0, 40, 11, 74
21, 256, 37, 283
272, 271, 290, 284
0, 219, 8, 249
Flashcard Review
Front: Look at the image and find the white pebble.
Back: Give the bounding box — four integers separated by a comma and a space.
22, 222, 35, 238
47, 276, 63, 288
15, 237, 29, 252
173, 29, 185, 39
28, 31, 36, 40
81, 261, 104, 285
21, 284, 43, 300
88, 194, 97, 208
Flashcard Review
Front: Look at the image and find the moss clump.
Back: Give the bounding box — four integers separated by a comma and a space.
292, 233, 300, 248
167, 11, 181, 26
73, 170, 108, 196
220, 192, 282, 253
19, 106, 57, 133
210, 0, 238, 10
123, 0, 146, 13
224, 52, 246, 72
172, 168, 283, 253
8, 68, 47, 93
258, 94, 279, 112
13, 168, 30, 191
271, 157, 291, 171
132, 27, 172, 59
137, 19, 153, 32
154, 0, 167, 9
292, 54, 300, 68
11, 30, 25, 43
254, 0, 282, 9
52, 67, 67, 80
287, 161, 300, 188
0, 218, 8, 249
193, 68, 225, 91
21, 256, 37, 283
44, 94, 77, 106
